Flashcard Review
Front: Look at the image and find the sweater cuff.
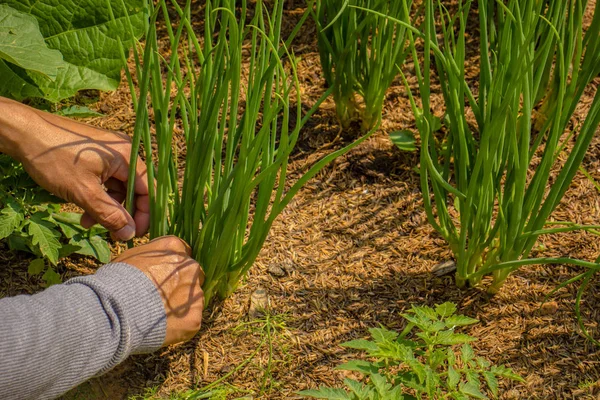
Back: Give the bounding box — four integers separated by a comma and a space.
65, 262, 166, 364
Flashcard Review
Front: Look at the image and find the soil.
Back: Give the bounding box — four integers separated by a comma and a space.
2, 1, 600, 399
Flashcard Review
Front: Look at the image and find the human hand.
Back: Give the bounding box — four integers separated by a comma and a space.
113, 236, 205, 346
0, 97, 149, 241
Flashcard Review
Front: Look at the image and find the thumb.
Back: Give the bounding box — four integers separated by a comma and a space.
77, 184, 136, 241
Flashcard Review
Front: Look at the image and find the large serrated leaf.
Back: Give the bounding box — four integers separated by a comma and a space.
0, 60, 43, 99
0, 0, 146, 101
0, 5, 65, 79
0, 199, 24, 239
26, 214, 61, 265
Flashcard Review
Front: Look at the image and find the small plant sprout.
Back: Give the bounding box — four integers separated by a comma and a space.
300, 302, 523, 399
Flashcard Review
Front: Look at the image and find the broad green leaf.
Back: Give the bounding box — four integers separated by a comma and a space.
26, 214, 61, 265
377, 341, 415, 362
461, 344, 475, 365
42, 266, 61, 286
451, 393, 469, 400
465, 370, 480, 386
483, 371, 499, 397
58, 243, 82, 258
490, 365, 524, 382
7, 232, 31, 253
429, 349, 446, 368
336, 360, 380, 375
412, 305, 438, 321
436, 302, 457, 317
370, 373, 391, 395
425, 368, 437, 398
343, 379, 368, 398
0, 0, 147, 101
448, 365, 460, 389
52, 212, 83, 238
397, 371, 424, 391
27, 258, 45, 275
0, 60, 43, 99
406, 359, 427, 383
297, 387, 352, 400
431, 116, 443, 132
55, 105, 103, 118
389, 130, 417, 151
476, 357, 491, 369
0, 5, 65, 79
71, 234, 111, 263
436, 331, 476, 346
429, 321, 448, 332
341, 339, 379, 352
389, 385, 409, 400
369, 327, 398, 343
447, 347, 456, 366
459, 381, 487, 399
445, 315, 479, 328
0, 199, 24, 239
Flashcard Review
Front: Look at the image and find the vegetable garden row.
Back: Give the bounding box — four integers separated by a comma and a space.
1, 0, 600, 398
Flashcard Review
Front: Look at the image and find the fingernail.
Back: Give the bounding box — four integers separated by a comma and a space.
116, 225, 136, 241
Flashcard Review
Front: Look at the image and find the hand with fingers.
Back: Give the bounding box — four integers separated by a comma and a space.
0, 96, 149, 241
0, 97, 206, 344
113, 236, 205, 345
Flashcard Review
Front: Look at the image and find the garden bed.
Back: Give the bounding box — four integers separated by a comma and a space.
1, 1, 600, 398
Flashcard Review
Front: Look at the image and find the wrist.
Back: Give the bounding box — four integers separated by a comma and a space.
0, 97, 40, 160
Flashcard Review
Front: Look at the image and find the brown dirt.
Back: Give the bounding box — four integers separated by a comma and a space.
2, 1, 600, 399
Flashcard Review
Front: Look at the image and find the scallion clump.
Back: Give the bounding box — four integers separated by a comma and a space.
315, 0, 413, 131
122, 0, 374, 303
401, 0, 600, 292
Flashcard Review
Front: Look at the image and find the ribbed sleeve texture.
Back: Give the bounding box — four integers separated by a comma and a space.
0, 262, 167, 400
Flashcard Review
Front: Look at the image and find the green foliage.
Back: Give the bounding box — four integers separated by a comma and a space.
0, 0, 146, 102
314, 0, 412, 131
299, 303, 523, 399
0, 5, 66, 81
389, 131, 417, 152
397, 0, 600, 292
124, 0, 375, 304
0, 155, 110, 285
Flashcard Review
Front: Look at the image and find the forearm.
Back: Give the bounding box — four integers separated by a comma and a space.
0, 96, 40, 160
0, 263, 166, 400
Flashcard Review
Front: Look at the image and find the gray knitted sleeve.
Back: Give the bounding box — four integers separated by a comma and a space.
0, 262, 167, 400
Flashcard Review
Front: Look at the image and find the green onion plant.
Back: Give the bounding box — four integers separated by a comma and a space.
121, 0, 374, 304
398, 0, 600, 293
314, 0, 413, 131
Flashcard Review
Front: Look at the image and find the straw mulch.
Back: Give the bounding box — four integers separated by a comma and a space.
1, 1, 600, 399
